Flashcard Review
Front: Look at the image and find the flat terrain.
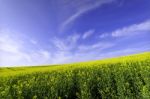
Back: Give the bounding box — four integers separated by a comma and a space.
0, 52, 150, 99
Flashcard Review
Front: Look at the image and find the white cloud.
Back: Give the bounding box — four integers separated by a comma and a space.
60, 0, 114, 32
30, 39, 37, 45
52, 51, 72, 64
52, 33, 80, 51
96, 45, 150, 59
67, 33, 80, 44
0, 30, 82, 66
78, 42, 114, 52
50, 33, 115, 64
98, 20, 150, 39
1, 27, 149, 67
61, 43, 150, 64
0, 37, 19, 53
82, 29, 94, 39
0, 29, 52, 67
52, 37, 69, 51
112, 20, 150, 37
99, 33, 109, 38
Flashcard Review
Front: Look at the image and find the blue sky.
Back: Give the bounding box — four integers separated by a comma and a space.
0, 0, 150, 66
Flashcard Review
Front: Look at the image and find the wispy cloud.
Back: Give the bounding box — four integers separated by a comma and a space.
96, 45, 150, 59
52, 33, 80, 51
0, 29, 52, 66
1, 27, 149, 67
78, 42, 114, 52
59, 42, 150, 64
112, 20, 150, 37
50, 34, 115, 64
30, 39, 38, 45
99, 33, 109, 38
60, 0, 114, 32
0, 30, 82, 66
82, 29, 95, 39
99, 19, 150, 38
0, 30, 22, 53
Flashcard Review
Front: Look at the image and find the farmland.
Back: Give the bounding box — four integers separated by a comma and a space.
0, 52, 150, 99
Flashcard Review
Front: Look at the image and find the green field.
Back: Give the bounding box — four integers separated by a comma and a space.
0, 52, 150, 99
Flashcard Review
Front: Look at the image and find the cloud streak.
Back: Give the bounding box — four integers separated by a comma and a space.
112, 20, 150, 37
0, 29, 52, 66
78, 42, 114, 52
60, 0, 114, 32
0, 26, 149, 67
0, 29, 114, 66
82, 29, 95, 39
99, 20, 150, 38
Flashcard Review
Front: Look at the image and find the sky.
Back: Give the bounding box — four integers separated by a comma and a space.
0, 0, 150, 67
